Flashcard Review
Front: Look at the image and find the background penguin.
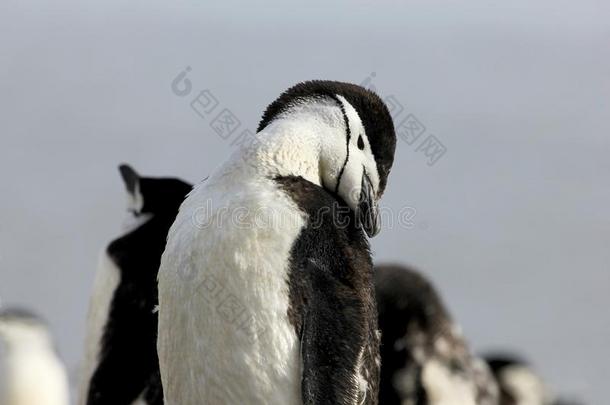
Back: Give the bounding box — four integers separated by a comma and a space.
375, 264, 499, 405
157, 80, 397, 404
484, 354, 583, 405
484, 355, 551, 405
80, 164, 192, 405
0, 308, 70, 405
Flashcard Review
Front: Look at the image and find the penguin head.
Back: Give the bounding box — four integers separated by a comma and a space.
259, 81, 396, 237
0, 308, 53, 349
118, 164, 192, 217
374, 265, 450, 339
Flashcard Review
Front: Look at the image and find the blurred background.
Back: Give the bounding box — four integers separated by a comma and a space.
1, 0, 608, 403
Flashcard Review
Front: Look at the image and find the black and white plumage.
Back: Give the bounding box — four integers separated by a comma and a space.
484, 355, 566, 405
157, 81, 396, 404
0, 309, 70, 405
79, 165, 191, 405
375, 265, 499, 405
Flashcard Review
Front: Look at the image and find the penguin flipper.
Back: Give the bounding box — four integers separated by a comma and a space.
300, 260, 367, 405
86, 316, 161, 405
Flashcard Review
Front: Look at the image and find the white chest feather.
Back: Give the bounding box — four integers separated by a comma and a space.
79, 213, 152, 405
78, 250, 121, 405
500, 365, 552, 405
2, 349, 69, 405
157, 161, 307, 405
0, 328, 69, 405
421, 359, 478, 405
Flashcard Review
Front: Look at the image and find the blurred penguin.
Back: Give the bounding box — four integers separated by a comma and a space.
484, 354, 583, 405
79, 165, 192, 405
485, 355, 552, 405
0, 308, 70, 405
375, 264, 499, 405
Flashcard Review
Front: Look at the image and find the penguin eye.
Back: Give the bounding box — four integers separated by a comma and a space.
357, 135, 365, 150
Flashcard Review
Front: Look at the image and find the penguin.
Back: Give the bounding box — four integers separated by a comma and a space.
374, 264, 499, 405
0, 308, 70, 405
80, 164, 192, 405
484, 354, 582, 405
157, 80, 397, 405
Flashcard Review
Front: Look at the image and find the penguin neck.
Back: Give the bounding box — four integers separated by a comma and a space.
234, 101, 343, 187
237, 116, 321, 186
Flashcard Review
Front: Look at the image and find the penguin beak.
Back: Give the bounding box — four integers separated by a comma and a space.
357, 171, 381, 237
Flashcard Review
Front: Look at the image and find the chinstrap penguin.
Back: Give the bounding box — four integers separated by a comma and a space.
375, 265, 499, 405
0, 308, 70, 405
157, 80, 397, 404
80, 165, 192, 405
484, 354, 581, 405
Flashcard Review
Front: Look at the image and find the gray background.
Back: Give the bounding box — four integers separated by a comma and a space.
1, 0, 608, 403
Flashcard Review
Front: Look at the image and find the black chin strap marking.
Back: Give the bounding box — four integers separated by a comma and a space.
334, 97, 351, 195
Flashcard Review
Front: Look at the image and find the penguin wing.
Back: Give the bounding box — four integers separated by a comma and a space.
300, 260, 367, 405
86, 309, 161, 405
